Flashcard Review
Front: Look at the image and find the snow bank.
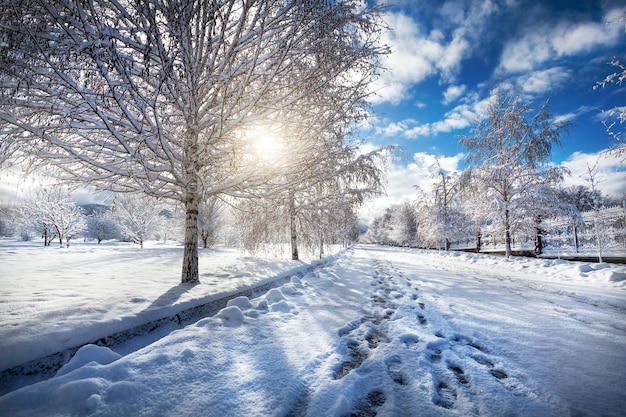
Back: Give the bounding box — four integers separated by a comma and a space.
56, 345, 121, 377
215, 306, 245, 327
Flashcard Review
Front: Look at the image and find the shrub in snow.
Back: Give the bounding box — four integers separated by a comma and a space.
281, 283, 301, 296
227, 296, 253, 310
216, 306, 245, 327
265, 288, 286, 304
270, 300, 292, 313
290, 276, 302, 285
244, 310, 260, 318
56, 344, 122, 377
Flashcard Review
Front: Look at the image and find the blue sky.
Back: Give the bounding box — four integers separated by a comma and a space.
361, 0, 626, 218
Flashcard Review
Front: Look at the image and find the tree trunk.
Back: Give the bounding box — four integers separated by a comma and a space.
182, 194, 200, 283
504, 208, 512, 258
475, 231, 481, 253
289, 193, 298, 261
56, 225, 63, 248
534, 215, 543, 257
319, 230, 324, 260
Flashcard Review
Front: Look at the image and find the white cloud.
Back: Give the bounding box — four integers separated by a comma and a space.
371, 10, 475, 105
560, 150, 626, 197
554, 105, 593, 125
403, 99, 483, 139
359, 151, 464, 221
498, 9, 625, 74
516, 67, 572, 95
442, 84, 466, 105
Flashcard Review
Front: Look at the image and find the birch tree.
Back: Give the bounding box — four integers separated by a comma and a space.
460, 87, 568, 258
235, 146, 388, 259
0, 0, 387, 282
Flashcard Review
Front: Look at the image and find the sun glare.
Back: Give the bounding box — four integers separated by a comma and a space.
248, 125, 286, 164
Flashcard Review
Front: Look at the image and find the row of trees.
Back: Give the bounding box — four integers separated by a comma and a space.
0, 179, 373, 259
365, 88, 624, 260
0, 187, 173, 248
0, 0, 390, 282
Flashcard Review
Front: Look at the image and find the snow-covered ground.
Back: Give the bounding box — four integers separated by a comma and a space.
1, 240, 625, 416
0, 239, 317, 374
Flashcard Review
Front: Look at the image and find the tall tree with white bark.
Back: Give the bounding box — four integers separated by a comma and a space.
0, 0, 387, 282
459, 87, 568, 258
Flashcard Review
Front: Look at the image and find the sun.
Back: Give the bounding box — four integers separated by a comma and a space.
247, 124, 287, 164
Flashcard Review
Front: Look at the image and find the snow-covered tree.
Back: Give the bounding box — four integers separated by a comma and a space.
364, 201, 418, 248
364, 211, 393, 246
0, 205, 17, 237
85, 211, 121, 244
460, 87, 568, 258
415, 159, 465, 250
386, 202, 418, 247
459, 171, 492, 252
113, 194, 162, 249
0, 0, 387, 282
20, 186, 85, 247
582, 161, 609, 262
558, 185, 602, 212
198, 197, 223, 249
595, 14, 626, 165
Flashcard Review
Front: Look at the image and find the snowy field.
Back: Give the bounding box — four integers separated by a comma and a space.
0, 240, 625, 416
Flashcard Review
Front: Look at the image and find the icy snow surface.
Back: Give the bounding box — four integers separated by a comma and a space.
1, 240, 625, 416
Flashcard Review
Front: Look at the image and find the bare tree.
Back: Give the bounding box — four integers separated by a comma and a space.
415, 159, 464, 251
582, 161, 609, 262
20, 186, 85, 247
235, 146, 388, 260
85, 211, 121, 244
595, 14, 626, 166
460, 87, 568, 258
113, 193, 163, 249
198, 196, 223, 249
0, 0, 387, 282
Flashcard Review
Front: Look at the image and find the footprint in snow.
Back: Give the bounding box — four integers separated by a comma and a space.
447, 363, 470, 385
345, 390, 386, 417
385, 355, 409, 386
365, 327, 387, 349
399, 333, 419, 349
433, 380, 457, 409
333, 339, 369, 380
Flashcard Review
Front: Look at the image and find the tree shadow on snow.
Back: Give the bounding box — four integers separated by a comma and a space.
146, 282, 200, 310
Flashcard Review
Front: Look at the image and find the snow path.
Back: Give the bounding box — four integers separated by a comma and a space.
1, 245, 625, 416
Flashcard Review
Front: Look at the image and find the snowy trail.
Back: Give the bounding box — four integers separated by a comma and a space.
0, 244, 625, 416
353, 247, 626, 416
